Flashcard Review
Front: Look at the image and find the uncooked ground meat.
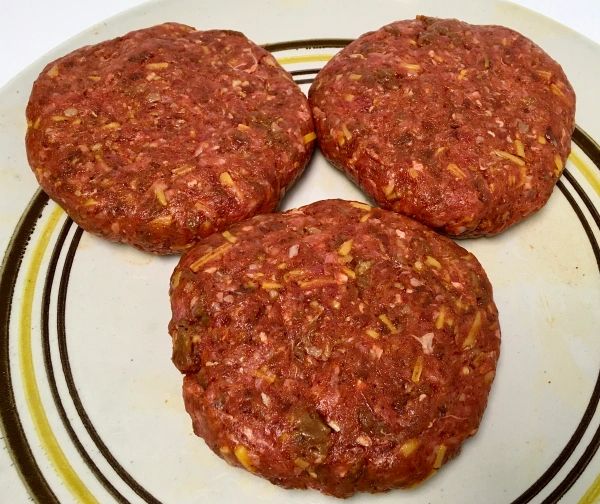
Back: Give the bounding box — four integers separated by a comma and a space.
169, 199, 500, 497
309, 16, 575, 237
26, 23, 314, 254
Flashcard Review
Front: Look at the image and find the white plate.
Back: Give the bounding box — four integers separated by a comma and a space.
1, 1, 600, 503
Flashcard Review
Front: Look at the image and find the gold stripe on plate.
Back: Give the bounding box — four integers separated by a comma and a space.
570, 151, 600, 198
580, 472, 600, 504
19, 205, 99, 504
276, 54, 333, 65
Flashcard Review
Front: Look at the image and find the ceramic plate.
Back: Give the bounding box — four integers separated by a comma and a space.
1, 0, 600, 502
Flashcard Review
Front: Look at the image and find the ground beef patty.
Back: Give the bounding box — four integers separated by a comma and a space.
26, 23, 314, 254
309, 16, 575, 237
169, 199, 500, 497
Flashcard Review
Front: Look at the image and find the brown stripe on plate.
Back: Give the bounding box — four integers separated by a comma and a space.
0, 190, 58, 503
262, 38, 351, 52
41, 217, 132, 504
53, 227, 163, 504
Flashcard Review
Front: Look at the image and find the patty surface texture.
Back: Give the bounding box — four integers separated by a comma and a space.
169, 199, 500, 497
26, 23, 314, 253
309, 16, 575, 236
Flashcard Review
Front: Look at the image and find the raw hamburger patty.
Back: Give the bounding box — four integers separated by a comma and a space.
309, 16, 575, 237
169, 199, 500, 497
26, 23, 314, 254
